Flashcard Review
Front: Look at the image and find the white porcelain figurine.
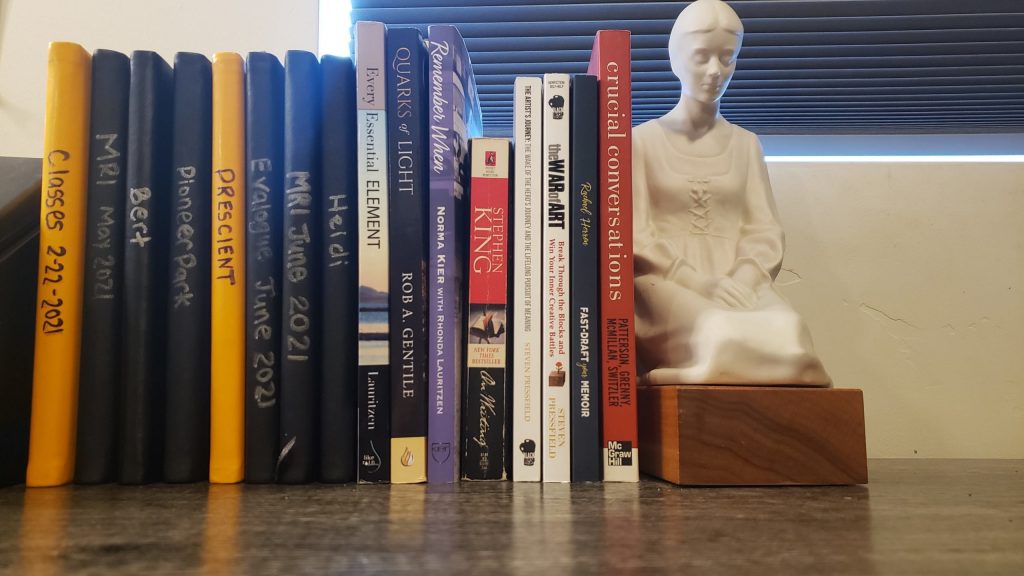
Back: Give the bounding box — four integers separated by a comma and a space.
633, 0, 831, 386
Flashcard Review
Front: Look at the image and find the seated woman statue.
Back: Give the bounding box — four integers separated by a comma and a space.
633, 0, 830, 386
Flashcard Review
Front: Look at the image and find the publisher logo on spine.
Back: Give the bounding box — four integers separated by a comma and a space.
431, 442, 451, 464
607, 440, 632, 467
362, 441, 384, 473
519, 439, 536, 467
485, 150, 496, 167
548, 95, 565, 120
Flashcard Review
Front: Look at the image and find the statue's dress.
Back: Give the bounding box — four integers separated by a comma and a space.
633, 119, 830, 385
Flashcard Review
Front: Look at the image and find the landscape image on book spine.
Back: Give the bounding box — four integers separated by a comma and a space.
358, 283, 388, 366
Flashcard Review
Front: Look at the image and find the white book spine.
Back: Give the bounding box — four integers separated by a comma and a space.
541, 73, 571, 482
356, 23, 390, 361
355, 21, 391, 482
512, 77, 542, 482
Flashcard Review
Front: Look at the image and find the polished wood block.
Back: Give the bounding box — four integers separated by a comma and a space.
639, 385, 868, 485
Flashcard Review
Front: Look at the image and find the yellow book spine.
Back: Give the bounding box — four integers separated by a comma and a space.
26, 42, 92, 487
391, 437, 427, 484
210, 52, 246, 484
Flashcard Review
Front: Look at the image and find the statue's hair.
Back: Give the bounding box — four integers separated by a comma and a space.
668, 0, 744, 79
671, 0, 743, 36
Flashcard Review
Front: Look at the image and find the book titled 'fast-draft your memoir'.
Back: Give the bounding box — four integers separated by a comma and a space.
355, 21, 391, 484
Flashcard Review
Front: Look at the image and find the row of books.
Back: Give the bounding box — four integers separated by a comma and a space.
26, 24, 638, 486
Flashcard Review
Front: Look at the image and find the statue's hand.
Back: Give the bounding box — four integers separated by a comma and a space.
708, 276, 757, 309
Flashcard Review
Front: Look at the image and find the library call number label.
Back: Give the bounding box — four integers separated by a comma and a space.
41, 149, 73, 335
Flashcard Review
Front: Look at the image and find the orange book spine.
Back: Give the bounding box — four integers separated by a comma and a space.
26, 42, 92, 487
210, 52, 246, 483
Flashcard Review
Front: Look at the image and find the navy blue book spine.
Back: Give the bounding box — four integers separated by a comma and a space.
245, 52, 284, 484
570, 74, 601, 482
76, 49, 129, 484
120, 50, 173, 484
387, 27, 429, 483
278, 50, 322, 484
162, 52, 212, 483
319, 55, 359, 483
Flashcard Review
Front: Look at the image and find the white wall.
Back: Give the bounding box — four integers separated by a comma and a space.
2, 1, 1021, 458
0, 0, 319, 158
771, 161, 1024, 458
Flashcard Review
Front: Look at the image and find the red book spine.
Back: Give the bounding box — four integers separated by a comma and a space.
588, 30, 638, 482
463, 137, 510, 480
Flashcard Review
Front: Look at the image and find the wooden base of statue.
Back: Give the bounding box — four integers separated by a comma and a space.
638, 385, 868, 486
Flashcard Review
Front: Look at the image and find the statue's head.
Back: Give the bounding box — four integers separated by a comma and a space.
668, 0, 744, 104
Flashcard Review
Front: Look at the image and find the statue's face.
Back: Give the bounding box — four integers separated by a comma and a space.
675, 27, 739, 104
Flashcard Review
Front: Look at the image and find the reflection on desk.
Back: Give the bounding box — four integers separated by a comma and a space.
4, 460, 1023, 575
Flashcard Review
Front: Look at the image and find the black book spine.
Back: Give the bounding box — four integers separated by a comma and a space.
319, 55, 359, 483
76, 49, 129, 484
244, 52, 284, 484
163, 53, 212, 483
278, 50, 322, 483
120, 51, 173, 484
570, 74, 601, 482
387, 28, 429, 484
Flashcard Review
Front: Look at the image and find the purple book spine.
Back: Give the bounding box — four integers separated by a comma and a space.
426, 25, 481, 483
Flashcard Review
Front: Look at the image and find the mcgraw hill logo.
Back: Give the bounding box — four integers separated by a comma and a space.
607, 440, 632, 467
485, 150, 496, 167
519, 438, 536, 467
548, 95, 564, 120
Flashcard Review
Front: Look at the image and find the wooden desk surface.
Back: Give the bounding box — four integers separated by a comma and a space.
1, 459, 1021, 575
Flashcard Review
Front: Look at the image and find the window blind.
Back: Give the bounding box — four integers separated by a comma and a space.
350, 0, 1024, 136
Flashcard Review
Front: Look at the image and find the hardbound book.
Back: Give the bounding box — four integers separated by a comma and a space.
120, 50, 173, 485
588, 30, 638, 482
244, 51, 284, 484
319, 55, 359, 483
462, 138, 511, 481
164, 52, 212, 483
426, 24, 483, 484
278, 50, 322, 484
512, 76, 542, 482
0, 158, 40, 486
75, 48, 128, 485
542, 73, 571, 483
27, 42, 92, 487
355, 21, 391, 484
387, 27, 428, 484
570, 74, 601, 482
209, 52, 246, 484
